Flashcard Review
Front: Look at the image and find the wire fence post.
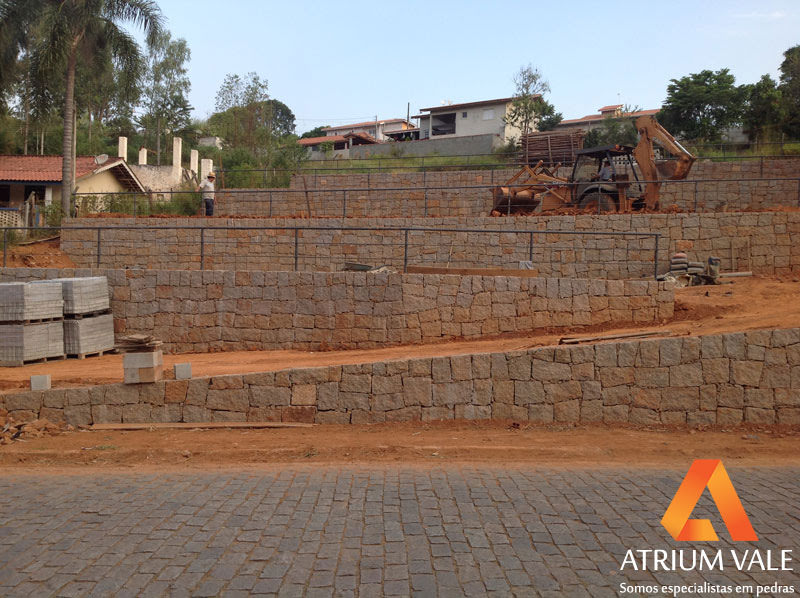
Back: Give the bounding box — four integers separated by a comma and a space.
653, 233, 660, 280
294, 228, 299, 271
342, 190, 347, 218
133, 193, 137, 218
96, 228, 102, 268
200, 227, 205, 270
528, 231, 534, 262
268, 191, 273, 218
403, 229, 409, 272
2, 228, 7, 268
694, 181, 699, 211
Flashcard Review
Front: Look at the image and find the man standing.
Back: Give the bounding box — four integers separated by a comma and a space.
197, 172, 216, 216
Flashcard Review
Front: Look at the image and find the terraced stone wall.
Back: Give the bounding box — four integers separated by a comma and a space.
60, 210, 800, 277
2, 328, 798, 428
0, 268, 672, 353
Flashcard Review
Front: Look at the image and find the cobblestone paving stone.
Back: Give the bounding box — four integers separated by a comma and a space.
0, 467, 798, 597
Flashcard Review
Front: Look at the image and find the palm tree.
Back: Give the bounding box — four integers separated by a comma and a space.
0, 0, 162, 217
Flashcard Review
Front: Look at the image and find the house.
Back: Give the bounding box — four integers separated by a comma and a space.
556, 104, 660, 132
414, 98, 523, 146
298, 132, 377, 159
322, 119, 414, 142
0, 154, 145, 212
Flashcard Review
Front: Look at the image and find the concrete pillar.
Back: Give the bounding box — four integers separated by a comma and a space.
190, 149, 199, 176
200, 158, 213, 180
118, 136, 128, 160
172, 137, 182, 177
138, 147, 147, 165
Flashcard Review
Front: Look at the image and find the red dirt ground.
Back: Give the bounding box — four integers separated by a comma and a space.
1, 421, 797, 472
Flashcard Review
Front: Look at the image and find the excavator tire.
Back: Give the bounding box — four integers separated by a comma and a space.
579, 192, 617, 213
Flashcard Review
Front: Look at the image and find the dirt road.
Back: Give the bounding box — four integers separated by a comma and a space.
1, 421, 797, 472
1, 276, 798, 392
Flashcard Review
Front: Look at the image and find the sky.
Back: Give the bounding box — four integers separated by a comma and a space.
144, 0, 800, 134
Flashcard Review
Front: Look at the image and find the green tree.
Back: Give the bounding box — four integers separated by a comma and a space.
211, 72, 270, 152
504, 64, 550, 162
265, 99, 296, 137
584, 105, 641, 147
138, 30, 192, 164
300, 125, 329, 139
778, 45, 800, 138
0, 0, 162, 215
742, 74, 783, 144
536, 99, 563, 131
658, 69, 746, 142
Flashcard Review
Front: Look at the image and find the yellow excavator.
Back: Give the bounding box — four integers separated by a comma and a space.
491, 115, 695, 214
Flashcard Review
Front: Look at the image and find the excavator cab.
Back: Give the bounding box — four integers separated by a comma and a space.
569, 146, 645, 212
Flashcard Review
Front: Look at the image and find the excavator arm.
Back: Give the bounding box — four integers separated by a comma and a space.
633, 115, 696, 210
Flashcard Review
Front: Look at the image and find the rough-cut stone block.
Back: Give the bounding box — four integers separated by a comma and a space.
174, 363, 192, 380
29, 375, 51, 391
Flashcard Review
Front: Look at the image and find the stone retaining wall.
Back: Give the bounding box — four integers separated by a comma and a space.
3, 328, 797, 428
215, 159, 800, 217
62, 210, 800, 277
0, 268, 673, 353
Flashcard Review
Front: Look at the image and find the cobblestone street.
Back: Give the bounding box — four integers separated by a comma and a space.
0, 467, 798, 597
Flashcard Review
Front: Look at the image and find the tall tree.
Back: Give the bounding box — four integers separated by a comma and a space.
742, 75, 783, 144
778, 45, 800, 138
658, 69, 746, 142
210, 72, 271, 153
504, 64, 557, 162
139, 29, 191, 164
0, 0, 162, 216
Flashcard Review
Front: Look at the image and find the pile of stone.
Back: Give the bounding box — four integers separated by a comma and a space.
669, 253, 705, 275
0, 282, 63, 321
31, 277, 114, 357
63, 313, 115, 356
0, 281, 65, 366
0, 413, 71, 445
42, 276, 109, 315
117, 334, 164, 384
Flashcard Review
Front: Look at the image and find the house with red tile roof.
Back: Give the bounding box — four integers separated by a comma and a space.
556, 105, 660, 130
322, 119, 414, 142
0, 154, 144, 213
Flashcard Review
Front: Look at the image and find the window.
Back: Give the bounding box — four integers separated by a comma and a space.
0, 185, 9, 207
462, 112, 468, 118
431, 113, 456, 136
482, 109, 495, 120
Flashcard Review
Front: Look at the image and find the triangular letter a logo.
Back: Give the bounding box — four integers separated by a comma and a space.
661, 459, 758, 541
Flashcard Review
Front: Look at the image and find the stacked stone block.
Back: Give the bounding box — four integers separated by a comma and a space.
0, 268, 674, 353
2, 328, 798, 427
0, 281, 64, 365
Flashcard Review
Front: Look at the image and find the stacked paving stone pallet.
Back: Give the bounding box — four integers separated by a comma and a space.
0, 281, 65, 366
45, 277, 113, 357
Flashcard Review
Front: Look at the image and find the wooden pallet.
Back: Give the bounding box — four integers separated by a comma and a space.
64, 309, 112, 320
66, 348, 116, 360
0, 316, 64, 325
0, 354, 66, 367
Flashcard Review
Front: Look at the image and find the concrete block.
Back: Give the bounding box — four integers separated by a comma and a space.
124, 365, 163, 384
30, 374, 51, 391
174, 363, 192, 380
123, 350, 163, 369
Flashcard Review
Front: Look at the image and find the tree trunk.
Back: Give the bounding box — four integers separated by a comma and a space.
23, 93, 29, 155
61, 48, 78, 217
156, 116, 161, 165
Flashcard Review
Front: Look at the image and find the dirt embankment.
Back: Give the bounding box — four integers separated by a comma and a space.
1, 421, 797, 472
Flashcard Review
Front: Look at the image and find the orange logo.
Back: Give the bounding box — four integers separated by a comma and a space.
661, 459, 758, 542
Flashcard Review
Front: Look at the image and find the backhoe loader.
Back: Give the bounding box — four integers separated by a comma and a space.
491, 115, 695, 214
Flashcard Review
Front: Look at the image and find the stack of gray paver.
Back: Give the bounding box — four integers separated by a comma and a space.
0, 281, 65, 366
30, 276, 114, 357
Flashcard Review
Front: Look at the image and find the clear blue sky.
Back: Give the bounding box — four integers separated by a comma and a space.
147, 0, 799, 134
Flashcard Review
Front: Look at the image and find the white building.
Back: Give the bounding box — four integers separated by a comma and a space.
414, 98, 524, 146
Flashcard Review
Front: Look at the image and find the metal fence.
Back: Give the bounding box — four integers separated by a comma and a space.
1, 225, 662, 280
72, 175, 800, 219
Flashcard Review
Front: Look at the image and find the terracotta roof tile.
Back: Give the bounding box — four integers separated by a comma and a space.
0, 155, 114, 182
